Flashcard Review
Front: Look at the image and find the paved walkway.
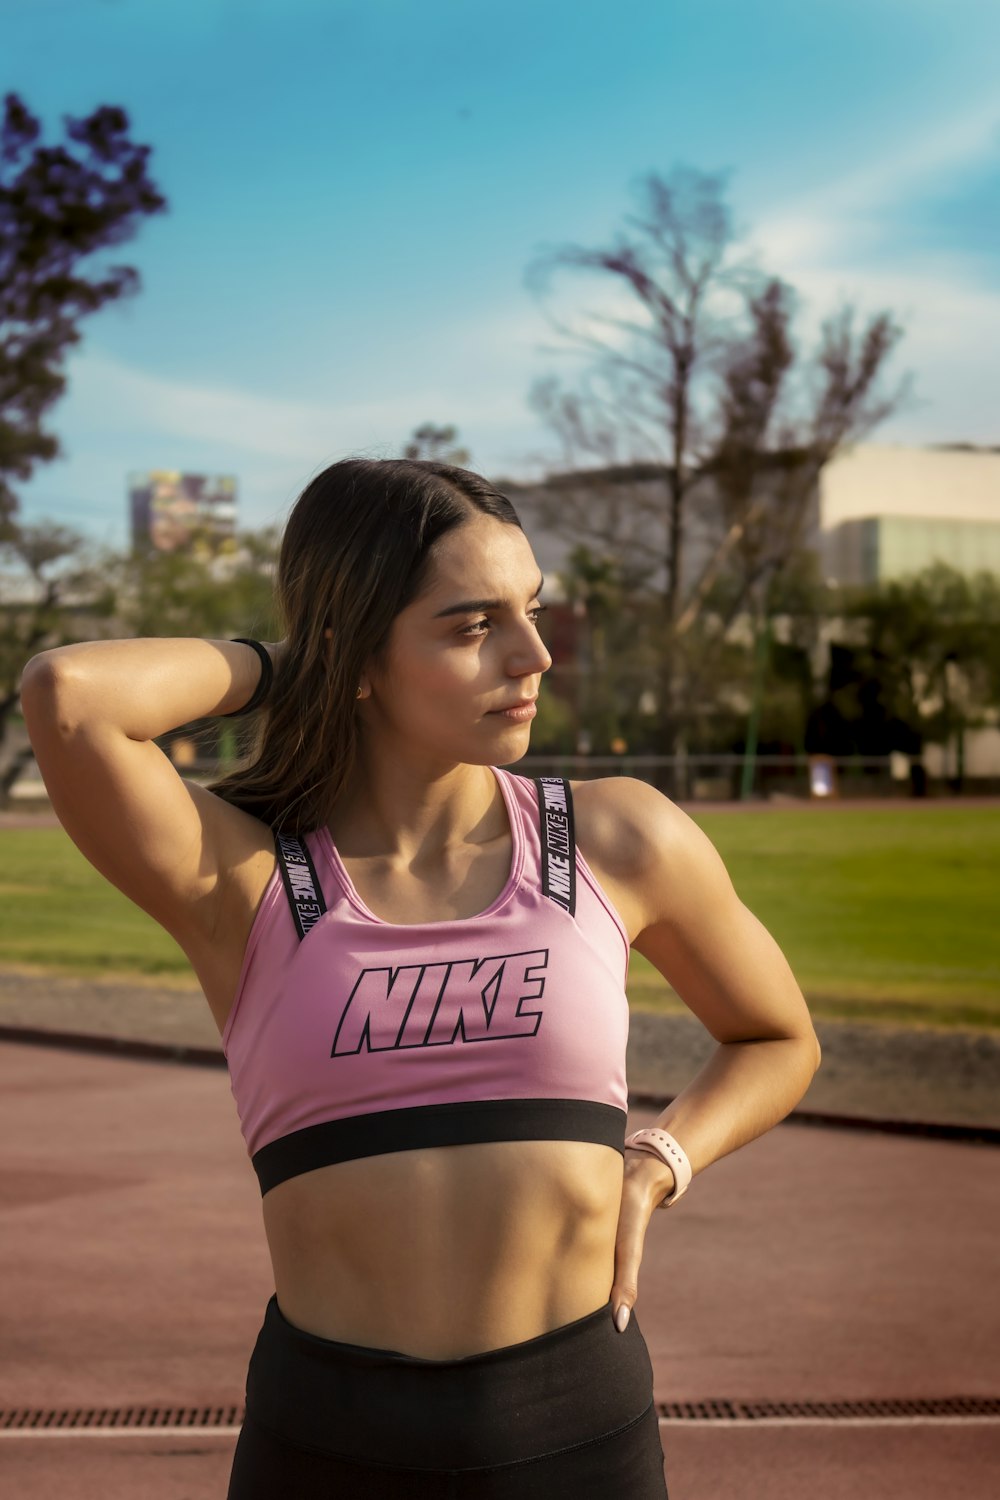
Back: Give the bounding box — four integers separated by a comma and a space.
2, 961, 998, 1134
1, 1037, 997, 1499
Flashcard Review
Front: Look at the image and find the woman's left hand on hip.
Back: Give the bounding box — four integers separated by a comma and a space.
610, 1151, 675, 1332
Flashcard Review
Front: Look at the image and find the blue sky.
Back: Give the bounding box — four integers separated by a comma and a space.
5, 0, 1000, 551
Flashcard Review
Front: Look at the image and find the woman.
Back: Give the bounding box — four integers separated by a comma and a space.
22, 457, 821, 1498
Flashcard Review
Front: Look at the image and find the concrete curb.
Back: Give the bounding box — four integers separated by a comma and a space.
2, 1020, 998, 1146
0, 1022, 225, 1070
625, 1008, 1000, 1137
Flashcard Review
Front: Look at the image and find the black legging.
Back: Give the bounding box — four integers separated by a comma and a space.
227, 1293, 670, 1498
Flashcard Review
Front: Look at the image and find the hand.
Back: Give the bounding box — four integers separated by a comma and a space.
610, 1151, 675, 1332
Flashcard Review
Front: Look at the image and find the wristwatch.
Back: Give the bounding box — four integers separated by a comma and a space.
623, 1127, 692, 1208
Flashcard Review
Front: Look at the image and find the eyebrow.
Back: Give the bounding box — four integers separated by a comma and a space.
433, 574, 545, 619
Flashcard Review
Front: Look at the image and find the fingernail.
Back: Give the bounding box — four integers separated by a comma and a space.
615, 1305, 630, 1333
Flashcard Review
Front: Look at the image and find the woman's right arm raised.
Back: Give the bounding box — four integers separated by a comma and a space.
19, 638, 279, 956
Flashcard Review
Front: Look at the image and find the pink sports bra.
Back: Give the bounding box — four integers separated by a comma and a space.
222, 768, 632, 1195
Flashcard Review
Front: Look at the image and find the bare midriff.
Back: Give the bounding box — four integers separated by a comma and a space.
192, 776, 642, 1362
260, 1137, 625, 1359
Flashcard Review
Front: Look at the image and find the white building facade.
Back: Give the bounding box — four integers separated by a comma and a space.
819, 443, 1000, 585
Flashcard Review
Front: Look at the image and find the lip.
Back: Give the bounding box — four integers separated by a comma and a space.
488, 698, 538, 720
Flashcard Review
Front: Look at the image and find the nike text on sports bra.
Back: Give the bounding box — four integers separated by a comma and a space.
222, 768, 632, 1196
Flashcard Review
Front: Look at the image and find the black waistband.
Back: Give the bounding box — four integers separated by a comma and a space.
243, 1289, 654, 1470
252, 1096, 627, 1196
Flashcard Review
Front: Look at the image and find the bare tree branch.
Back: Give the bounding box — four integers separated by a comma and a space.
520, 164, 912, 764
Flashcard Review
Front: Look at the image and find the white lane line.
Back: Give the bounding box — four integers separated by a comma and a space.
0, 1427, 243, 1438
658, 1415, 1000, 1428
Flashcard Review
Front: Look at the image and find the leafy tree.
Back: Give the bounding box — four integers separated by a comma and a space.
402, 423, 471, 466
1, 524, 280, 804
0, 89, 166, 800
556, 543, 633, 752
1, 523, 117, 800
112, 529, 280, 643
824, 565, 1000, 772
0, 91, 167, 533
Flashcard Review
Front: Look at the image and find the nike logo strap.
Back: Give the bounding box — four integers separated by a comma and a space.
533, 776, 577, 918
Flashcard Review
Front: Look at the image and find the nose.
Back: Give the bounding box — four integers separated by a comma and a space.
514, 632, 551, 673
506, 615, 552, 679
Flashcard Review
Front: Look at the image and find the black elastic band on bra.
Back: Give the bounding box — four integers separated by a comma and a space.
532, 776, 577, 918
252, 1096, 627, 1195
273, 831, 328, 941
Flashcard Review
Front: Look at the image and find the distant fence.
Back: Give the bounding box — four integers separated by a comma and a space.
11, 748, 998, 808
490, 754, 965, 801
161, 749, 1000, 802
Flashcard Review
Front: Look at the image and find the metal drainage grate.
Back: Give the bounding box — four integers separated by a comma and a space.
655, 1396, 1000, 1422
2, 1397, 999, 1432
0, 1406, 244, 1431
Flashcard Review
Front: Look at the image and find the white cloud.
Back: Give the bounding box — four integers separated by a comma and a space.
750, 96, 1000, 270
19, 327, 560, 546
59, 338, 542, 466
728, 97, 1000, 445
23, 125, 1000, 560
62, 350, 432, 460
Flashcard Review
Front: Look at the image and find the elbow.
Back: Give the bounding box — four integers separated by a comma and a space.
788, 1031, 822, 1076
21, 653, 70, 701
20, 654, 53, 692
20, 657, 88, 741
20, 658, 58, 718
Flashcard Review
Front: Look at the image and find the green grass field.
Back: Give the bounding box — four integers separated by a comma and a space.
631, 807, 1000, 1030
1, 805, 997, 1031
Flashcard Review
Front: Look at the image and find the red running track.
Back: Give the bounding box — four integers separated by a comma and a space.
1, 1040, 997, 1499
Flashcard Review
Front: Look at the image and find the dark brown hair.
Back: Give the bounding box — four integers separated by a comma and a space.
205, 457, 523, 833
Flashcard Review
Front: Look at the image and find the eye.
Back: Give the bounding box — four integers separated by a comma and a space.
461, 605, 548, 638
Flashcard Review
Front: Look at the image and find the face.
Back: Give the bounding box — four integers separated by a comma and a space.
362, 515, 553, 762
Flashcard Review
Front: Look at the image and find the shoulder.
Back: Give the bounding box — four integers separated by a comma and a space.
567, 777, 819, 1053
567, 776, 733, 938
567, 776, 657, 878
568, 774, 701, 874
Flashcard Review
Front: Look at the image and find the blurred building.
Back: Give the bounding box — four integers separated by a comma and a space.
499, 442, 1000, 594
499, 460, 734, 602
129, 471, 238, 559
819, 443, 1000, 584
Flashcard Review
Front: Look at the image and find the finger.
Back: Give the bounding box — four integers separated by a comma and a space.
611, 1188, 650, 1331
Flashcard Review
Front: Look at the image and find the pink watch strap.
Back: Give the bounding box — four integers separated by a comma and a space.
624, 1127, 692, 1208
